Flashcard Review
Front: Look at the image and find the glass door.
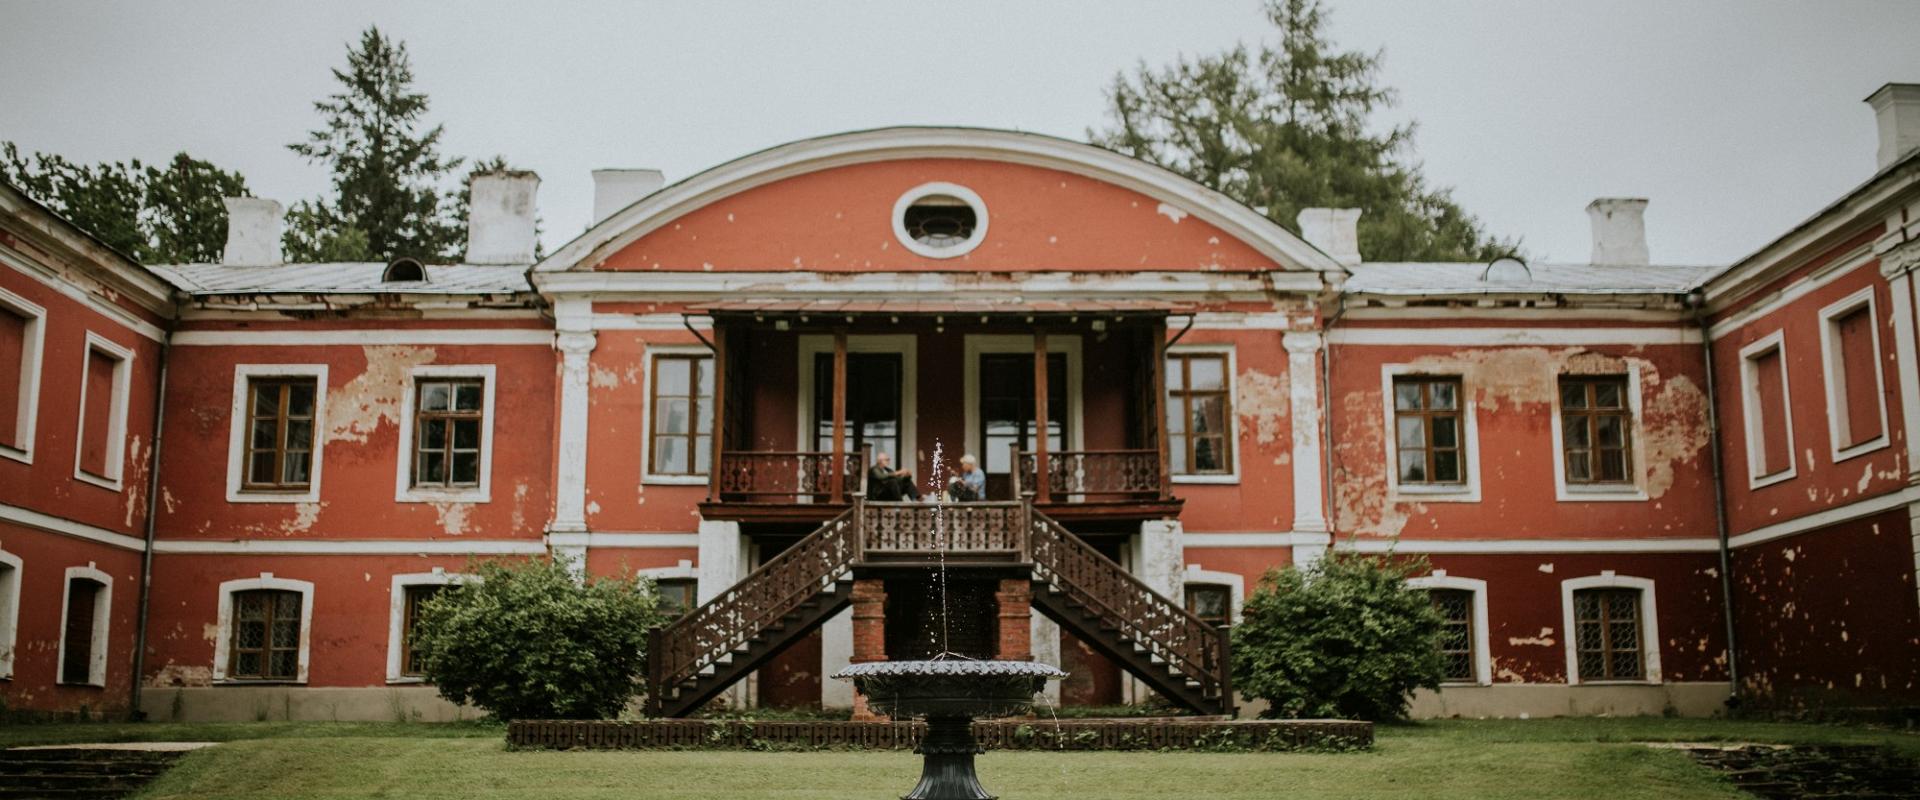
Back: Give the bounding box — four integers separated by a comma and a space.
978, 353, 1067, 499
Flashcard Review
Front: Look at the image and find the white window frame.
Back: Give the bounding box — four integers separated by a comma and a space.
892, 182, 989, 259
1380, 364, 1481, 502
1819, 287, 1890, 463
212, 573, 314, 684
386, 569, 470, 683
1181, 565, 1245, 625
1560, 571, 1661, 685
0, 287, 47, 465
641, 344, 717, 485
56, 563, 112, 687
962, 334, 1086, 491
1549, 368, 1650, 501
226, 365, 330, 503
0, 547, 21, 679
1166, 344, 1242, 484
794, 334, 920, 486
1406, 570, 1492, 686
72, 332, 134, 491
1739, 330, 1797, 489
394, 365, 497, 503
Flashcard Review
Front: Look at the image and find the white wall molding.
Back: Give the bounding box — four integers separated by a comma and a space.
1380, 364, 1482, 503
72, 331, 135, 491
1708, 251, 1871, 340
0, 547, 20, 679
0, 502, 147, 551
550, 326, 596, 537
1181, 531, 1331, 548
1548, 366, 1651, 502
1339, 536, 1721, 554
392, 364, 498, 504
212, 573, 314, 684
1165, 343, 1242, 484
1817, 286, 1892, 463
152, 538, 546, 555
1283, 333, 1326, 530
1181, 565, 1246, 624
1330, 327, 1694, 348
172, 329, 554, 347
1738, 330, 1797, 489
0, 252, 167, 342
386, 569, 469, 683
579, 532, 701, 549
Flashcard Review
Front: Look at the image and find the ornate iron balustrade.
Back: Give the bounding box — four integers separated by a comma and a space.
861, 501, 1026, 558
713, 447, 870, 503
1027, 512, 1229, 703
647, 507, 861, 709
1012, 448, 1166, 502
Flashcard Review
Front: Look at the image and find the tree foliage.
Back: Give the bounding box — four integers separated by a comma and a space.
1, 144, 248, 264
1090, 0, 1513, 262
286, 26, 465, 263
411, 558, 666, 721
1232, 551, 1445, 721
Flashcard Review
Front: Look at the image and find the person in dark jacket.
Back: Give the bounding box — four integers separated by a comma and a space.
865, 450, 922, 501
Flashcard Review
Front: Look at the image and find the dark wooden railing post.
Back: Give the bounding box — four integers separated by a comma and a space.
829, 328, 848, 504
852, 493, 867, 565
646, 625, 665, 717
708, 323, 728, 503
1218, 624, 1235, 718
1009, 446, 1024, 500
1151, 319, 1171, 501
1033, 330, 1050, 502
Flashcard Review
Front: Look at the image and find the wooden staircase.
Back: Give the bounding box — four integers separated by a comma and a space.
0, 748, 187, 799
645, 500, 1232, 717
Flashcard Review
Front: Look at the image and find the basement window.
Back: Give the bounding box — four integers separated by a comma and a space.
892, 183, 988, 259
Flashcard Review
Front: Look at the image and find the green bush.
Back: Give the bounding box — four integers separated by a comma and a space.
1232, 551, 1445, 721
412, 558, 666, 721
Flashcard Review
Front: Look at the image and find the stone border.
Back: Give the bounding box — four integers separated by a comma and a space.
508, 718, 1372, 752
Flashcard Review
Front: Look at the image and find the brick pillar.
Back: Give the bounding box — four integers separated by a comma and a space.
850, 578, 888, 721
996, 578, 1032, 661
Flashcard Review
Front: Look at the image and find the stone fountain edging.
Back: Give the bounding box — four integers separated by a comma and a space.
507, 718, 1372, 752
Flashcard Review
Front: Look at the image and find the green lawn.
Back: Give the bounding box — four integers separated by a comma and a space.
2, 718, 1914, 800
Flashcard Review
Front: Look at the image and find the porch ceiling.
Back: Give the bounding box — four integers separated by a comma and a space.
689, 298, 1193, 316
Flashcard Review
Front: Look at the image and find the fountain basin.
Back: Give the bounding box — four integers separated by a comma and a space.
836, 659, 1066, 720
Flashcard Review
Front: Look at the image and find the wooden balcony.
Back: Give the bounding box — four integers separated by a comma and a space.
1012, 447, 1182, 521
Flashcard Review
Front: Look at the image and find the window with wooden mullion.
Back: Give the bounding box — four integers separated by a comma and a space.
412, 379, 484, 488
230, 589, 302, 681
1166, 353, 1233, 475
1573, 588, 1643, 681
1429, 589, 1476, 682
1561, 376, 1632, 484
400, 584, 441, 677
1392, 377, 1463, 485
243, 378, 317, 490
649, 355, 712, 476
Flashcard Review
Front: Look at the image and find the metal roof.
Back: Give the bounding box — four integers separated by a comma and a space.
1344, 261, 1721, 296
149, 262, 533, 295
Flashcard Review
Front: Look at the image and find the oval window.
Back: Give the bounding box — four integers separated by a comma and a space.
892, 183, 988, 258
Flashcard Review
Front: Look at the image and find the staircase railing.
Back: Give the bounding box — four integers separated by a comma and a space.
861, 501, 1027, 559
1026, 509, 1229, 704
647, 506, 861, 713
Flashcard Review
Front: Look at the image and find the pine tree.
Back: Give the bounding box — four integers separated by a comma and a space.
2, 143, 249, 264
1090, 0, 1514, 263
287, 26, 464, 262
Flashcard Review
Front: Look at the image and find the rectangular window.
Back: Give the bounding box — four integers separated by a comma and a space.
1392, 377, 1464, 485
411, 378, 485, 488
229, 589, 303, 681
649, 354, 712, 476
1821, 291, 1886, 458
243, 378, 318, 490
1560, 376, 1633, 484
1167, 353, 1233, 475
1572, 588, 1643, 681
0, 306, 25, 450
400, 584, 441, 677
1429, 589, 1476, 682
1744, 341, 1792, 480
77, 347, 120, 479
1185, 584, 1230, 627
655, 578, 697, 618
60, 577, 104, 685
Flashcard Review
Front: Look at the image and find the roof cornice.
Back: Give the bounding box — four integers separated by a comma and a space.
0, 183, 178, 317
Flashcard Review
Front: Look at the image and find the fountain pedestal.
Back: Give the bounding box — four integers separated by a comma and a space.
906, 715, 993, 800
834, 659, 1067, 800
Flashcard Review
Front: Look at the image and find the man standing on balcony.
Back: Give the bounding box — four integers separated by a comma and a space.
947, 454, 986, 501
866, 451, 923, 501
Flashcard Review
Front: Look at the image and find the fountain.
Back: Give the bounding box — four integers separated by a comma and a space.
835, 658, 1065, 800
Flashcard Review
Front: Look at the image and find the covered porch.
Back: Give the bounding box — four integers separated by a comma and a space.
687, 300, 1188, 526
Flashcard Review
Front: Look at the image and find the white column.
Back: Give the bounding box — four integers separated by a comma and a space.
1283, 332, 1328, 533
1127, 519, 1185, 705
821, 608, 854, 708
697, 518, 749, 708
1880, 238, 1920, 612
1030, 615, 1061, 705
550, 331, 596, 534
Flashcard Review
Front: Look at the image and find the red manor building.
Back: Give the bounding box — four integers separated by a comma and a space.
3, 84, 1918, 721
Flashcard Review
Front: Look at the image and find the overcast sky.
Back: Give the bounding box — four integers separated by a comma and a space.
4, 0, 1918, 265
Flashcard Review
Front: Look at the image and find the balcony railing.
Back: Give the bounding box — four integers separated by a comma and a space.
713, 446, 871, 504
1012, 448, 1168, 503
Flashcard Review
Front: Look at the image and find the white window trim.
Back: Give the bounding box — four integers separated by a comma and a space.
1181, 565, 1245, 625
640, 344, 716, 485
56, 563, 112, 687
1739, 330, 1797, 489
1166, 344, 1242, 484
1549, 368, 1650, 502
962, 334, 1086, 490
394, 365, 497, 503
0, 287, 47, 465
212, 573, 314, 684
1560, 571, 1662, 685
794, 334, 919, 485
386, 569, 470, 683
892, 182, 989, 259
1819, 287, 1891, 463
1405, 570, 1492, 686
0, 547, 21, 679
226, 365, 329, 504
72, 332, 134, 491
1380, 365, 1481, 502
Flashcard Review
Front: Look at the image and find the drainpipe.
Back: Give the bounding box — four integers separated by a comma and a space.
1318, 291, 1349, 550
1688, 290, 1741, 708
128, 332, 171, 721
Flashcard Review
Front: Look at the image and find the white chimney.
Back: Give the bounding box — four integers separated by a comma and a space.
592, 168, 666, 225
1587, 198, 1649, 266
1296, 207, 1363, 267
1868, 83, 1920, 170
221, 197, 284, 265
467, 171, 540, 264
